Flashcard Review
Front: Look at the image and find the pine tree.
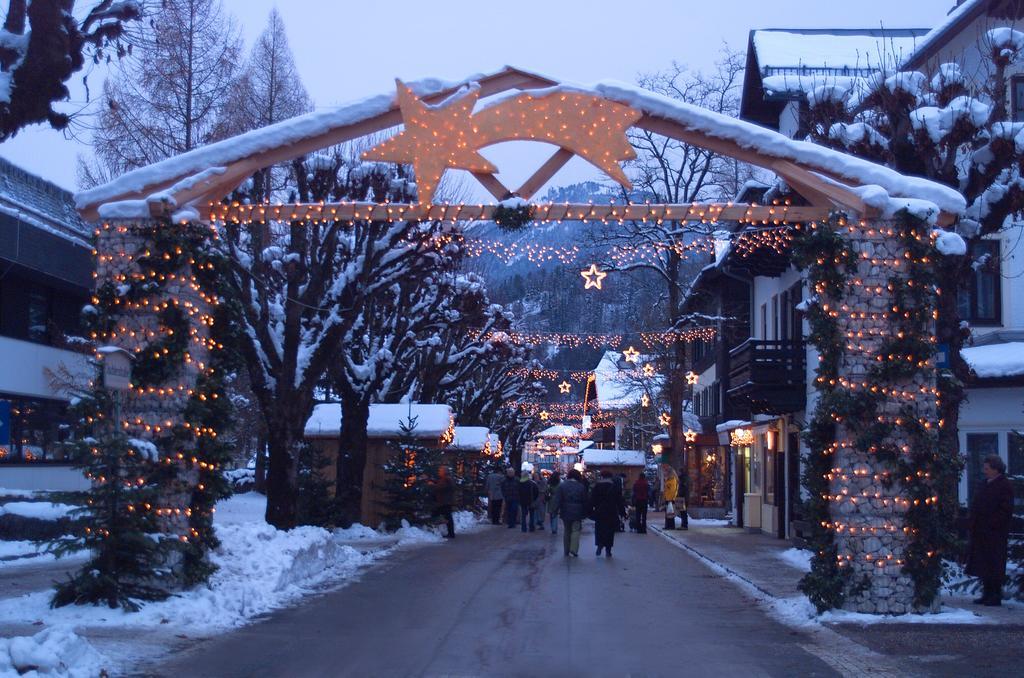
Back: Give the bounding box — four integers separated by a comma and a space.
379, 417, 435, 530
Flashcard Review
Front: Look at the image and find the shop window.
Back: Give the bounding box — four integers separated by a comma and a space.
0, 396, 73, 463
748, 447, 762, 495
958, 240, 1001, 326
966, 433, 1000, 502
1009, 432, 1024, 477
764, 440, 775, 500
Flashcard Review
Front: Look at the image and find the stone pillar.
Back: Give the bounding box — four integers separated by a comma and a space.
829, 222, 939, 615
93, 219, 213, 546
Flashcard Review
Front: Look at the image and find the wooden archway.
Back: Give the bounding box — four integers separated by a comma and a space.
76, 65, 963, 226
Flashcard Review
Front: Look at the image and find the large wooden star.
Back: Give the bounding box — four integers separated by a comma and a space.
362, 80, 497, 204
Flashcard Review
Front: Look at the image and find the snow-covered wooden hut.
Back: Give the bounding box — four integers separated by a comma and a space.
581, 448, 647, 488
304, 403, 454, 526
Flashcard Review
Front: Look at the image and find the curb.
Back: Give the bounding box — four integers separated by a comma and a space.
649, 524, 781, 600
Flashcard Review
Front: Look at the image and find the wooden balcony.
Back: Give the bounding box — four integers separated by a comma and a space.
726, 339, 806, 415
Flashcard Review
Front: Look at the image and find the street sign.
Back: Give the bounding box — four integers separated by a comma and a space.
100, 347, 133, 392
935, 343, 950, 369
0, 400, 9, 446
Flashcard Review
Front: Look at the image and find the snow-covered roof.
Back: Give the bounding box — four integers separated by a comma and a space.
962, 342, 1024, 379
582, 449, 646, 467
538, 425, 579, 438
0, 157, 90, 245
79, 66, 966, 219
451, 426, 491, 452
593, 351, 654, 410
753, 29, 927, 75
304, 403, 454, 440
903, 0, 987, 69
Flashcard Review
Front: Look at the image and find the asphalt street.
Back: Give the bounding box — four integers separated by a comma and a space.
146, 522, 840, 678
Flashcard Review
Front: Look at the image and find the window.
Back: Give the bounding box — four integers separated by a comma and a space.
760, 303, 767, 340
764, 439, 776, 501
1009, 432, 1024, 477
771, 295, 779, 341
1013, 77, 1024, 122
0, 396, 73, 463
958, 240, 1001, 326
748, 447, 762, 495
27, 287, 49, 343
966, 433, 1000, 502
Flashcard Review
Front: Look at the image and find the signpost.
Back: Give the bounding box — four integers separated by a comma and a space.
100, 347, 133, 392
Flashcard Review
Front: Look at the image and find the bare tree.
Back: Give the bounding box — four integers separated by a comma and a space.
594, 49, 748, 471
82, 0, 241, 183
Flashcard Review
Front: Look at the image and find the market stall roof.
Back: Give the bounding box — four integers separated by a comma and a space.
304, 403, 453, 440
451, 426, 491, 452
582, 449, 646, 467
538, 424, 579, 438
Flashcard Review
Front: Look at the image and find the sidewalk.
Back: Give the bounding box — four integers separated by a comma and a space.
648, 512, 1021, 625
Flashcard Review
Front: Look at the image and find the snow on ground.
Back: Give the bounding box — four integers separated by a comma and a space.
674, 516, 730, 528
0, 502, 77, 521
0, 494, 483, 675
0, 488, 40, 498
0, 540, 88, 571
0, 626, 106, 678
776, 547, 812, 572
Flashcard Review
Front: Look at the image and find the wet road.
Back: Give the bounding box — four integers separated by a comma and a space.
147, 523, 838, 677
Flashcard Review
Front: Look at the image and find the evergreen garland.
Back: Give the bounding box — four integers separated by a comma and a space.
792, 212, 960, 613
492, 201, 534, 232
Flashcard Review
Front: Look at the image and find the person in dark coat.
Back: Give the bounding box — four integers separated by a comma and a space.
632, 474, 650, 534
555, 469, 588, 556
500, 468, 519, 529
430, 466, 456, 538
966, 454, 1015, 606
590, 470, 624, 557
518, 470, 539, 532
484, 468, 505, 525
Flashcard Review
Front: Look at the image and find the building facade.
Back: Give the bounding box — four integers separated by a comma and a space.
0, 158, 91, 490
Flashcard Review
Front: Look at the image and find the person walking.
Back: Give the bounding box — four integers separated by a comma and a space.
555, 469, 587, 556
632, 474, 650, 534
484, 467, 504, 525
591, 470, 624, 557
533, 471, 548, 531
546, 472, 561, 534
518, 469, 539, 532
966, 454, 1015, 606
430, 466, 456, 539
501, 467, 519, 529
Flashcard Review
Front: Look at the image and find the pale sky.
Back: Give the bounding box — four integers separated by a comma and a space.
0, 0, 952, 195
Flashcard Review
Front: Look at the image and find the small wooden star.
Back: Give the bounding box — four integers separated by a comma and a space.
643, 363, 655, 377
622, 346, 640, 363
685, 371, 699, 385
684, 429, 698, 443
580, 264, 608, 290
558, 380, 571, 394
659, 412, 671, 427
641, 394, 650, 408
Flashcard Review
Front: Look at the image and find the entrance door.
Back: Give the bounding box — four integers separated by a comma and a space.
775, 450, 786, 539
787, 432, 800, 537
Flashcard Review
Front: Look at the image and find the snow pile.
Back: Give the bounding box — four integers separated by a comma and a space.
828, 122, 887, 148
0, 626, 108, 678
776, 547, 813, 572
450, 426, 490, 452
582, 449, 645, 467
0, 502, 77, 521
932, 229, 967, 256
910, 97, 991, 143
987, 27, 1024, 52
962, 342, 1024, 379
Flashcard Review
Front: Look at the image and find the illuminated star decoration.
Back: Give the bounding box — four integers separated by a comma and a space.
684, 429, 699, 443
362, 80, 497, 205
539, 410, 550, 421
685, 371, 699, 385
642, 363, 655, 377
580, 264, 608, 290
659, 412, 671, 427
558, 380, 572, 394
641, 394, 650, 408
622, 346, 640, 363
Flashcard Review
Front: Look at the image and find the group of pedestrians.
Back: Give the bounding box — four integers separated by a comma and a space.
484, 465, 653, 558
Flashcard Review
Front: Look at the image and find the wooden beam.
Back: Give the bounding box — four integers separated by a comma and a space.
471, 172, 513, 201
200, 201, 831, 225
80, 69, 558, 219
771, 160, 872, 215
515, 148, 574, 200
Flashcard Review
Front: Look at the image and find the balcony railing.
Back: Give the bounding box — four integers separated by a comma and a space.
726, 339, 806, 414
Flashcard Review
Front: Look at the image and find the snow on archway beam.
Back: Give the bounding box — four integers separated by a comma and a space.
76, 66, 965, 226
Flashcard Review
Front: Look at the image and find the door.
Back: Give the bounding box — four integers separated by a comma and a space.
775, 450, 786, 539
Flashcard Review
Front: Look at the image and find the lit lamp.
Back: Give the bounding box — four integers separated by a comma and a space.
766, 428, 777, 451
730, 428, 753, 446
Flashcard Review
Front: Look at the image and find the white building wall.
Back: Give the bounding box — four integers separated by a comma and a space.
957, 385, 1024, 503
778, 101, 801, 139
0, 336, 90, 400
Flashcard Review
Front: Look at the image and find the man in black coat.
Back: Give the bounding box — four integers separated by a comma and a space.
966, 454, 1015, 606
500, 468, 519, 529
591, 470, 624, 557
